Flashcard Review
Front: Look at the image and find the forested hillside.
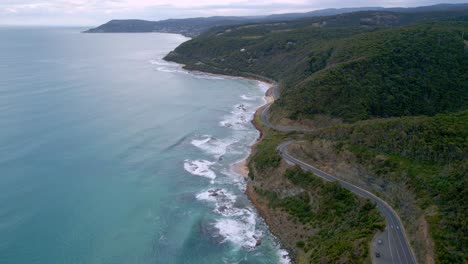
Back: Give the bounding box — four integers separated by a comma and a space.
246, 131, 385, 263
166, 11, 468, 122
295, 111, 467, 262
281, 22, 468, 122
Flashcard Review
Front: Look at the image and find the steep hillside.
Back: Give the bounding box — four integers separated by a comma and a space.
165, 12, 468, 123
279, 22, 468, 122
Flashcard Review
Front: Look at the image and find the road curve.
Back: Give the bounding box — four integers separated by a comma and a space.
259, 82, 417, 264
260, 82, 310, 133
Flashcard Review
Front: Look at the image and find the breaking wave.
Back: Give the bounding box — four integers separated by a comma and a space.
191, 135, 240, 159
240, 94, 256, 101
183, 160, 216, 183
150, 58, 227, 80
197, 188, 261, 249
166, 62, 291, 261
219, 103, 255, 130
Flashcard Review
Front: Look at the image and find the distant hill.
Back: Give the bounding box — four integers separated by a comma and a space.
261, 7, 385, 21
83, 17, 256, 37
84, 3, 468, 37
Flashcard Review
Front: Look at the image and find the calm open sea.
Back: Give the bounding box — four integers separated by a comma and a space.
0, 27, 289, 263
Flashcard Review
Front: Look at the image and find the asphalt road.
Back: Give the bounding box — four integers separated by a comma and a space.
260, 83, 309, 133
259, 82, 417, 264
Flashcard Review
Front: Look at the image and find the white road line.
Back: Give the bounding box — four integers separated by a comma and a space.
389, 215, 411, 264
388, 228, 395, 263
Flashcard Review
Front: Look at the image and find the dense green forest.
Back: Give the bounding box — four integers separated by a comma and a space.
280, 22, 467, 122
166, 8, 468, 263
166, 11, 468, 122
255, 166, 385, 263
247, 130, 385, 263
305, 111, 468, 262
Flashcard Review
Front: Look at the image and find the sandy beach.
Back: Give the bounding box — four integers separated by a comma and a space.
231, 80, 275, 179
232, 159, 249, 178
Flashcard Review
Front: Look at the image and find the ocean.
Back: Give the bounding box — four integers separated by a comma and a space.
0, 27, 289, 263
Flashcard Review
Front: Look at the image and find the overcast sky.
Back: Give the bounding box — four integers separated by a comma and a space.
0, 0, 465, 26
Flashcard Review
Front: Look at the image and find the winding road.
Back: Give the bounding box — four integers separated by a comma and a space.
260, 82, 417, 264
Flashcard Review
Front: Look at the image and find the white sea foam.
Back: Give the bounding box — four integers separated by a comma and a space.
214, 216, 260, 249
257, 81, 271, 93
240, 94, 256, 101
278, 249, 292, 264
196, 188, 243, 217
220, 103, 255, 130
214, 166, 248, 192
150, 59, 187, 74
150, 58, 227, 80
149, 58, 180, 68
191, 136, 211, 148
196, 188, 237, 205
197, 188, 261, 249
183, 160, 216, 183
175, 71, 288, 259
191, 135, 237, 159
193, 74, 225, 80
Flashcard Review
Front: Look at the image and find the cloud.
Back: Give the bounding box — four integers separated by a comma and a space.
0, 0, 466, 26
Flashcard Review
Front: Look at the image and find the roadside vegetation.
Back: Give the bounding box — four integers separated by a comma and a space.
302, 111, 468, 263
247, 129, 385, 263
254, 165, 384, 263
248, 131, 284, 177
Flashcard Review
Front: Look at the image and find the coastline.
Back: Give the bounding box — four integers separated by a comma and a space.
162, 52, 275, 180
231, 81, 274, 179
159, 40, 275, 181
162, 45, 291, 263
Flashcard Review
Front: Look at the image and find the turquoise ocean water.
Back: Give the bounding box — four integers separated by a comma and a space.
0, 27, 289, 263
